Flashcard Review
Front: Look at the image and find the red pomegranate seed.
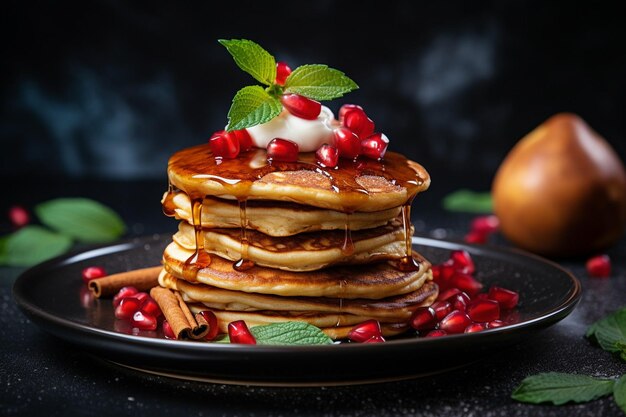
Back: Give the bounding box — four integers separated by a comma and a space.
449, 250, 475, 274
464, 323, 487, 333
139, 297, 161, 317
275, 61, 292, 86
424, 329, 447, 338
131, 311, 157, 331
342, 108, 375, 139
464, 231, 488, 244
488, 286, 519, 310
451, 292, 471, 311
8, 205, 30, 228
439, 311, 472, 334
333, 127, 361, 159
228, 320, 256, 344
113, 286, 139, 307
586, 254, 611, 278
360, 133, 389, 160
162, 320, 176, 339
348, 319, 383, 343
81, 266, 107, 283
316, 144, 339, 168
266, 138, 299, 162
363, 334, 386, 343
466, 299, 500, 322
410, 307, 437, 330
133, 292, 149, 303
471, 215, 500, 235
209, 130, 240, 159
474, 293, 489, 300
232, 129, 253, 152
115, 297, 141, 320
338, 104, 363, 123
450, 272, 483, 297
281, 94, 321, 120
198, 310, 219, 341
431, 300, 453, 321
487, 320, 505, 328
437, 287, 461, 301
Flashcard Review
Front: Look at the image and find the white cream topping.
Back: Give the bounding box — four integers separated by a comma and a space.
246, 106, 337, 152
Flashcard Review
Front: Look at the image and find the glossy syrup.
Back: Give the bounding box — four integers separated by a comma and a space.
233, 198, 255, 271
182, 197, 212, 281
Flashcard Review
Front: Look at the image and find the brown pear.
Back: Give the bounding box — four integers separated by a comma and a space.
492, 113, 626, 257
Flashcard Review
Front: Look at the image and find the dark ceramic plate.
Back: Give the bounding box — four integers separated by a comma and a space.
13, 234, 580, 386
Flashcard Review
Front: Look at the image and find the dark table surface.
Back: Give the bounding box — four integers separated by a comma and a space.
1, 178, 625, 417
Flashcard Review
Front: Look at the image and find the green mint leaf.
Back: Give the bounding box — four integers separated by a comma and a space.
218, 39, 276, 86
226, 85, 282, 131
249, 322, 333, 345
0, 226, 72, 267
616, 341, 626, 362
284, 64, 358, 101
442, 189, 493, 213
35, 198, 126, 244
615, 374, 626, 414
511, 372, 615, 405
586, 307, 626, 354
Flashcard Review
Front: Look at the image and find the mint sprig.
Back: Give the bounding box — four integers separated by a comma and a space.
442, 189, 494, 213
249, 321, 332, 345
511, 373, 615, 405
586, 307, 626, 354
615, 375, 626, 414
219, 39, 358, 131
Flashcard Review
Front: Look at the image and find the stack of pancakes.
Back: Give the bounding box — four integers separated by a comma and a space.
158, 144, 436, 339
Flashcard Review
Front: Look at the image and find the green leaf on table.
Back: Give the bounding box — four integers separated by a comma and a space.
615, 374, 626, 414
35, 198, 126, 243
218, 39, 276, 86
0, 226, 72, 267
226, 85, 282, 131
250, 322, 333, 345
511, 372, 615, 405
586, 307, 626, 355
442, 189, 493, 213
284, 64, 359, 101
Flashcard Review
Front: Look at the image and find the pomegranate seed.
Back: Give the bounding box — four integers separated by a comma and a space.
228, 320, 256, 344
410, 307, 437, 330
8, 205, 30, 228
198, 310, 219, 341
232, 129, 253, 152
449, 250, 475, 274
466, 299, 500, 322
333, 127, 361, 159
338, 104, 363, 123
488, 286, 519, 310
209, 130, 240, 159
275, 61, 292, 86
474, 293, 489, 300
439, 311, 472, 334
586, 254, 611, 278
501, 310, 521, 325
81, 266, 107, 283
348, 319, 383, 343
464, 231, 488, 244
450, 272, 483, 297
464, 323, 487, 333
281, 94, 321, 120
115, 297, 141, 320
424, 329, 447, 338
113, 286, 139, 307
487, 320, 505, 328
131, 311, 157, 331
133, 292, 149, 303
437, 288, 461, 301
162, 320, 176, 339
451, 292, 471, 311
471, 215, 500, 235
266, 138, 299, 162
342, 108, 375, 139
363, 334, 386, 343
139, 297, 161, 317
315, 144, 339, 168
360, 133, 389, 160
431, 300, 453, 321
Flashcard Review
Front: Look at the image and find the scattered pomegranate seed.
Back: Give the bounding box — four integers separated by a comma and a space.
424, 329, 447, 338
115, 297, 142, 320
209, 130, 240, 159
112, 286, 139, 307
139, 297, 161, 317
450, 272, 483, 297
232, 129, 253, 152
333, 127, 361, 159
464, 231, 488, 244
342, 108, 375, 139
464, 323, 487, 333
363, 334, 386, 343
439, 311, 472, 334
315, 144, 339, 168
8, 205, 30, 228
586, 254, 611, 278
81, 266, 107, 283
437, 287, 461, 301
228, 320, 256, 344
471, 215, 500, 235
348, 319, 383, 343
338, 104, 363, 123
133, 292, 149, 303
360, 133, 389, 160
488, 286, 519, 310
280, 94, 321, 120
131, 311, 157, 331
199, 310, 219, 341
449, 250, 475, 274
487, 320, 505, 328
430, 300, 453, 321
275, 61, 292, 86
466, 299, 500, 322
162, 320, 176, 339
451, 292, 471, 312
266, 138, 299, 162
410, 307, 437, 330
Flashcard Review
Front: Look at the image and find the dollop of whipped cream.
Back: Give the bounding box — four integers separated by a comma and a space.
246, 106, 337, 152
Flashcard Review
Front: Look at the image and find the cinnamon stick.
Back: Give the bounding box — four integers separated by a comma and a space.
88, 266, 162, 298
150, 287, 209, 340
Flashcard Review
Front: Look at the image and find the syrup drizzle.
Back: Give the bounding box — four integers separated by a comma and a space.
162, 182, 177, 217
233, 198, 255, 271
182, 197, 212, 281
395, 201, 420, 272
341, 213, 354, 256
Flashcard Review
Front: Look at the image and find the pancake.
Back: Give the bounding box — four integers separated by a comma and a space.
165, 192, 401, 237
167, 145, 430, 212
173, 219, 409, 271
162, 241, 432, 299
